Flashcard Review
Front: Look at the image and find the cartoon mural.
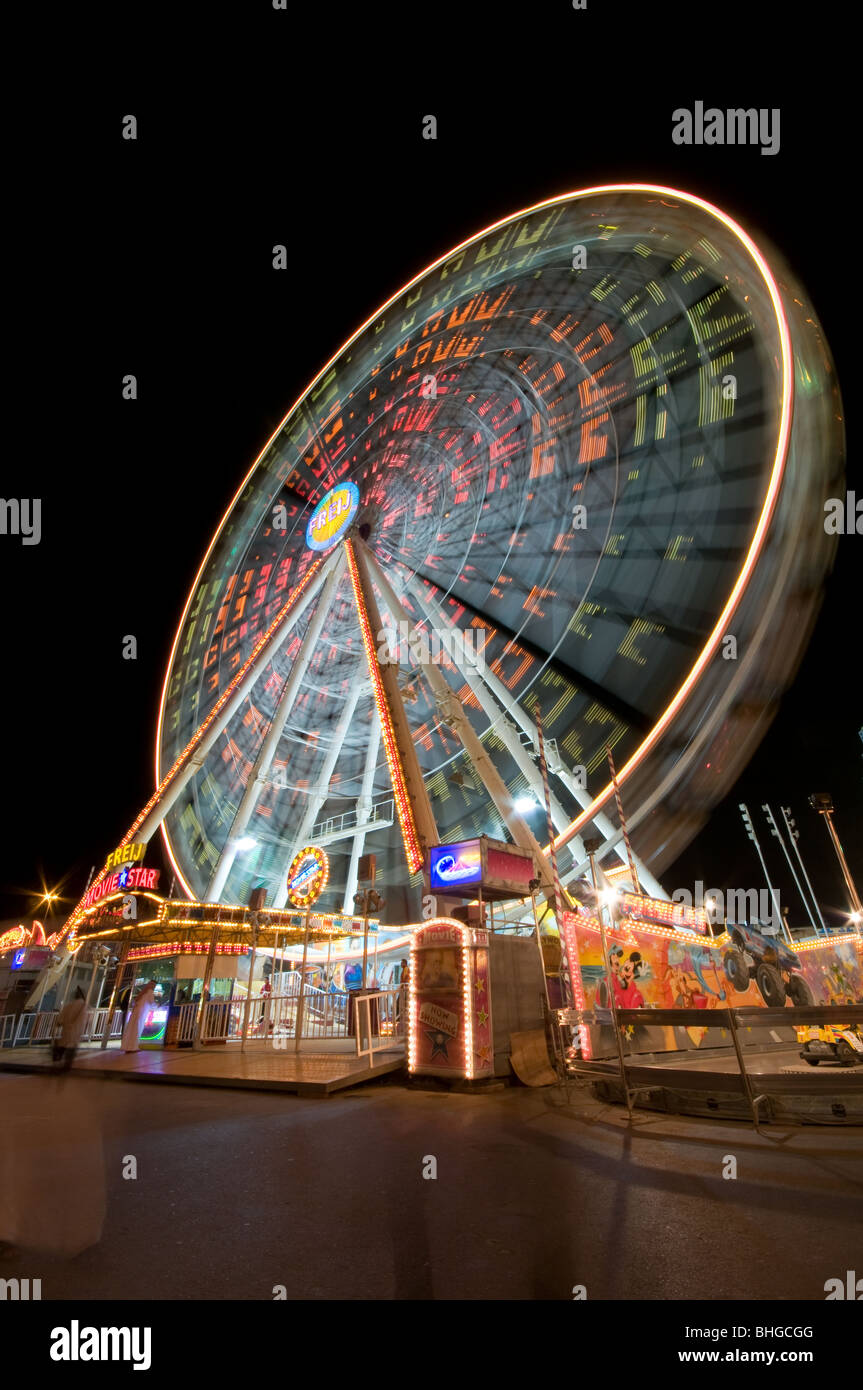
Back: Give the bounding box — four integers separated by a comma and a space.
564, 910, 863, 1054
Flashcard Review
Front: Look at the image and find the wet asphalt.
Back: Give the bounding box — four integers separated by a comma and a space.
1, 1072, 860, 1301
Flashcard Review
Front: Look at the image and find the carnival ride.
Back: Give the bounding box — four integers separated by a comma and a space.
58, 183, 842, 962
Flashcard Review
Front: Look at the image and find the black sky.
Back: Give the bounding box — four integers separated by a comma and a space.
4, 3, 859, 930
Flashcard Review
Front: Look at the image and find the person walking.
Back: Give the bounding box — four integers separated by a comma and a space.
53, 987, 88, 1073
121, 980, 157, 1053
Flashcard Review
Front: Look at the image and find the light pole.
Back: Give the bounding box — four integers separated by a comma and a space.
780, 805, 828, 935
808, 793, 863, 935
739, 803, 788, 941
584, 835, 631, 1116
762, 803, 820, 936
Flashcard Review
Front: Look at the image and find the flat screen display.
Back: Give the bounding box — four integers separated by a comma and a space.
429, 840, 482, 893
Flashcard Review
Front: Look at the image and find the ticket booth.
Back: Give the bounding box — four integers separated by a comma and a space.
409, 919, 493, 1079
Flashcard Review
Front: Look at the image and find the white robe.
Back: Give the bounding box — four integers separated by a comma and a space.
121, 987, 156, 1052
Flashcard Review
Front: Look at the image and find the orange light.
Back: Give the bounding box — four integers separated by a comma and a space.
344, 540, 424, 874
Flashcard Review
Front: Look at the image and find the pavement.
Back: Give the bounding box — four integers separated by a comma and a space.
0, 1038, 405, 1095
0, 1071, 861, 1300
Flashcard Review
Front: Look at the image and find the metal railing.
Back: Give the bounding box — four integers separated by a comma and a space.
565, 1002, 863, 1127
193, 988, 351, 1043
82, 1008, 124, 1043
3, 1010, 60, 1047
1, 986, 408, 1056
312, 798, 394, 842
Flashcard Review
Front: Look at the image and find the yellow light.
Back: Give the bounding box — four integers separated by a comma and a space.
344, 540, 423, 874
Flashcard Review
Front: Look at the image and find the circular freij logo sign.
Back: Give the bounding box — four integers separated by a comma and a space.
305, 481, 359, 552
286, 845, 329, 908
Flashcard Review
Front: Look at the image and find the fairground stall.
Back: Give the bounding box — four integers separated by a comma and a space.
556, 890, 863, 1123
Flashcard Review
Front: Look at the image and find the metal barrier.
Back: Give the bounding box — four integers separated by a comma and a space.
194, 989, 351, 1043
82, 1008, 124, 1043
0, 988, 402, 1055
11, 1012, 35, 1045
354, 990, 404, 1061
175, 1002, 197, 1043
303, 989, 348, 1039
0, 1011, 61, 1048
567, 1002, 863, 1126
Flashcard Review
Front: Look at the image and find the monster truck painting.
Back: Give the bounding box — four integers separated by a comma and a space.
722, 924, 813, 1006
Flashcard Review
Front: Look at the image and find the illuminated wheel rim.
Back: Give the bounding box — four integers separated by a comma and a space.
157, 185, 842, 915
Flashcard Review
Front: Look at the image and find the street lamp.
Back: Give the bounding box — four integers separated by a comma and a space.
808, 793, 863, 934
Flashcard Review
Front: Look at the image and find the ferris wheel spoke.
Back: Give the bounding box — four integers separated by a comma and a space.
342, 712, 383, 915
206, 551, 347, 902
269, 668, 370, 909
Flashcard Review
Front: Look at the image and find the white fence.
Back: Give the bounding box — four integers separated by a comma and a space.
1, 985, 408, 1054
4, 1010, 59, 1047
83, 1008, 124, 1042
196, 988, 348, 1042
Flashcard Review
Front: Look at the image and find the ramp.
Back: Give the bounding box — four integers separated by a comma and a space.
509, 1029, 558, 1086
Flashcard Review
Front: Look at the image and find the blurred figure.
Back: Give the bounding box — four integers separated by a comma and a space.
254, 976, 273, 1035
54, 987, 88, 1073
121, 980, 157, 1053
0, 1075, 106, 1258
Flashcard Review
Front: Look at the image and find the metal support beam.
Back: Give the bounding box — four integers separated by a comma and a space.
346, 539, 439, 871
58, 551, 342, 944
343, 714, 383, 914
206, 552, 347, 902
408, 580, 583, 850
364, 544, 558, 897
408, 577, 667, 898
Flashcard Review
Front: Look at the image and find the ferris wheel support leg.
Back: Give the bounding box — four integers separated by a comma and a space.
409, 580, 585, 851
205, 552, 347, 904
409, 576, 666, 900
268, 670, 369, 909
346, 540, 439, 870
364, 546, 558, 897
342, 714, 383, 915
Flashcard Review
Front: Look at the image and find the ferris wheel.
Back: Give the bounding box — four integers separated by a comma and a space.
137, 184, 842, 926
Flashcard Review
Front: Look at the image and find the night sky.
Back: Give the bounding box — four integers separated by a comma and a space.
3, 4, 859, 932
